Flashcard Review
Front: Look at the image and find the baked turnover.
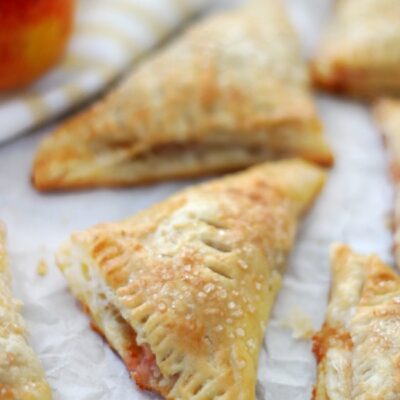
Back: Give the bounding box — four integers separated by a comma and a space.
32, 0, 332, 191
313, 0, 400, 98
0, 224, 52, 400
374, 98, 400, 268
313, 244, 400, 399
57, 159, 326, 399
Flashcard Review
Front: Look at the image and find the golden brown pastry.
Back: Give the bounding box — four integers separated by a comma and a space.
374, 98, 400, 268
313, 0, 400, 98
32, 0, 333, 191
313, 244, 400, 399
0, 224, 52, 400
57, 159, 326, 399
374, 98, 400, 178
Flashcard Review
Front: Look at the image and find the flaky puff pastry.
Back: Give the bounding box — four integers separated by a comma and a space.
32, 0, 333, 191
312, 0, 400, 98
313, 244, 400, 399
57, 159, 326, 399
0, 224, 52, 400
374, 98, 400, 268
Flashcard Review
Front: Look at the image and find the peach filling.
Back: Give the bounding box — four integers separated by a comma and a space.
125, 336, 162, 391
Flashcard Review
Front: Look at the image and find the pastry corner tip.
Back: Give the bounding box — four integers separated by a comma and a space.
329, 242, 350, 259
31, 171, 52, 193
319, 149, 335, 168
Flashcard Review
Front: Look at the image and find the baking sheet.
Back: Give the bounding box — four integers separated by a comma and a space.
0, 0, 394, 399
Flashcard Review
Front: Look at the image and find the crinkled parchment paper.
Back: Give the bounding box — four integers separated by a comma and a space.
0, 0, 394, 398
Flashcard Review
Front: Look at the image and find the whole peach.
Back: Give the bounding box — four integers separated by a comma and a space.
0, 0, 75, 91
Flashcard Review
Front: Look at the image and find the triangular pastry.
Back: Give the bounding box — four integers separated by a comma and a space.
374, 98, 400, 268
56, 159, 326, 399
32, 0, 333, 191
313, 244, 400, 399
0, 224, 52, 400
313, 0, 400, 98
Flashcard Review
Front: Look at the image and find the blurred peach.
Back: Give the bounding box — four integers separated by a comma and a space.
0, 0, 75, 91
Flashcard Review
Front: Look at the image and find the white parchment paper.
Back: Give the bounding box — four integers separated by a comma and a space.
0, 0, 394, 398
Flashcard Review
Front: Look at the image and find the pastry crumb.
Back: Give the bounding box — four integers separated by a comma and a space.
37, 258, 48, 277
280, 306, 315, 340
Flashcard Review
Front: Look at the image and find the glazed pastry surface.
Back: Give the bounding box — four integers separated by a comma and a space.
33, 0, 332, 191
0, 224, 52, 400
374, 98, 400, 268
313, 0, 400, 98
57, 159, 326, 399
313, 244, 400, 399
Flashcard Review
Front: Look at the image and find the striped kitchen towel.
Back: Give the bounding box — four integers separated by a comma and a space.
0, 0, 211, 144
